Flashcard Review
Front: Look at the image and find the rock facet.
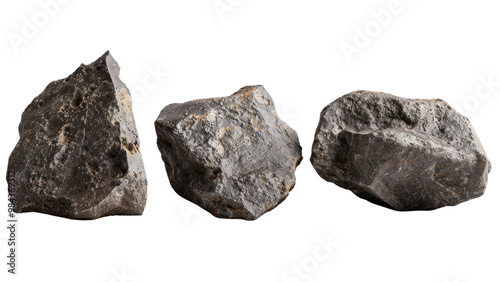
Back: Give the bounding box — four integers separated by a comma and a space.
311, 91, 491, 211
155, 85, 302, 220
7, 51, 147, 219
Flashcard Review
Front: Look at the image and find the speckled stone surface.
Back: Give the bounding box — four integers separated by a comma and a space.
6, 51, 147, 219
155, 85, 302, 220
311, 90, 491, 211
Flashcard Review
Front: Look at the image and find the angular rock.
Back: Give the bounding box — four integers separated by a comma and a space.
155, 85, 302, 220
6, 51, 147, 219
311, 91, 491, 211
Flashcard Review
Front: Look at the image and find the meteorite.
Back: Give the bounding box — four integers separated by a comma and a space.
311, 90, 491, 211
155, 85, 302, 220
6, 51, 147, 219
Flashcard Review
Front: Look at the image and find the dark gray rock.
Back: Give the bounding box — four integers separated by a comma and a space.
155, 85, 302, 220
6, 51, 147, 219
311, 90, 491, 211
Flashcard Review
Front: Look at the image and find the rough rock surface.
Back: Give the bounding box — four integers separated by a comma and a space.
311, 90, 491, 211
155, 85, 302, 220
6, 51, 147, 219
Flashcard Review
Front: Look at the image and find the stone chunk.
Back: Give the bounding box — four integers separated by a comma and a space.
155, 85, 302, 220
6, 51, 147, 219
311, 90, 491, 211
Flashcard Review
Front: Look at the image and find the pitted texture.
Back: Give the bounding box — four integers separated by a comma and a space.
6, 51, 147, 219
311, 91, 491, 211
155, 85, 302, 220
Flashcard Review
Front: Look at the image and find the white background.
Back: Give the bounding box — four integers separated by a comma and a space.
1, 1, 499, 281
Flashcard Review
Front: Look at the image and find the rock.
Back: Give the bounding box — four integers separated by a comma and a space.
311, 90, 491, 211
155, 85, 302, 220
6, 51, 147, 219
